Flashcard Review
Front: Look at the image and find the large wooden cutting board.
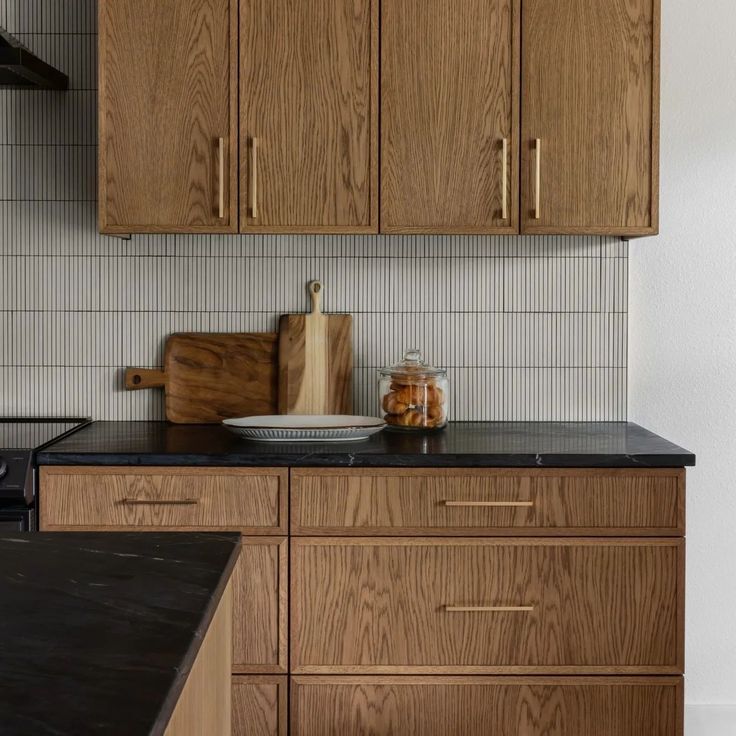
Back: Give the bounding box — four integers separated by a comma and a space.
125, 332, 278, 423
278, 281, 353, 415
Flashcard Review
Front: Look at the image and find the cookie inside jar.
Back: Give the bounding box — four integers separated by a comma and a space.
378, 349, 448, 430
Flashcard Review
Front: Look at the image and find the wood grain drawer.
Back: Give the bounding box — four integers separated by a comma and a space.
292, 538, 684, 674
39, 467, 288, 534
291, 676, 683, 736
291, 468, 684, 536
233, 676, 287, 736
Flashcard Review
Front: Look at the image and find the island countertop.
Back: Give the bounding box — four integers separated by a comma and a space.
36, 421, 695, 468
0, 532, 240, 736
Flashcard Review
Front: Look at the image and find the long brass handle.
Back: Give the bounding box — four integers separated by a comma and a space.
251, 137, 258, 219
534, 138, 541, 219
217, 137, 225, 219
501, 138, 508, 220
443, 500, 534, 508
445, 605, 535, 613
122, 498, 199, 506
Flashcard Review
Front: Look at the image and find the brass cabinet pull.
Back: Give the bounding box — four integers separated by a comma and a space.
501, 138, 508, 220
534, 138, 541, 219
443, 500, 534, 508
122, 498, 199, 506
217, 137, 225, 219
251, 137, 259, 219
445, 605, 535, 613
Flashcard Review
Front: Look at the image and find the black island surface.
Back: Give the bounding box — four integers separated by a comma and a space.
37, 421, 695, 468
0, 532, 240, 736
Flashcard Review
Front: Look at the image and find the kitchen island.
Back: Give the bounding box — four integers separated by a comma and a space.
0, 532, 240, 736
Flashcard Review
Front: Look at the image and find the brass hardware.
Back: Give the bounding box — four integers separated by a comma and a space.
122, 498, 199, 506
443, 500, 534, 508
534, 138, 541, 219
251, 137, 258, 219
445, 605, 535, 613
217, 137, 225, 219
502, 138, 508, 220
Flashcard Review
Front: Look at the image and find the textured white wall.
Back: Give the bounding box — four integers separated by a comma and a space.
629, 0, 736, 728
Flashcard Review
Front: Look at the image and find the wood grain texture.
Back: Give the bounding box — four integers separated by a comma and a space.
126, 332, 279, 424
291, 538, 683, 674
39, 467, 287, 534
278, 283, 353, 415
520, 0, 658, 235
232, 538, 288, 674
233, 676, 287, 736
240, 0, 377, 232
291, 676, 683, 736
99, 0, 237, 233
165, 581, 232, 736
381, 0, 519, 233
291, 468, 684, 536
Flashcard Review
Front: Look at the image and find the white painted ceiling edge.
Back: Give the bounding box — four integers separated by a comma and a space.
629, 0, 736, 723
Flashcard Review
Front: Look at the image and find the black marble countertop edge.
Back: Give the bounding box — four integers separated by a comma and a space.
152, 535, 241, 736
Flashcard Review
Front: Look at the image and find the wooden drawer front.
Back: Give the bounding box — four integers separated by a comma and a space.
291, 468, 684, 536
292, 538, 683, 674
40, 467, 287, 533
233, 539, 288, 674
233, 676, 287, 736
291, 676, 683, 736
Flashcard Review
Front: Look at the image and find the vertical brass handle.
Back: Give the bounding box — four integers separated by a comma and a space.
501, 138, 508, 220
251, 137, 258, 219
534, 138, 541, 220
217, 137, 225, 219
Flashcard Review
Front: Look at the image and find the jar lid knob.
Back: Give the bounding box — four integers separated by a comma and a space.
402, 349, 423, 364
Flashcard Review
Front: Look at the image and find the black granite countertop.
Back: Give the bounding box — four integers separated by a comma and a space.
0, 532, 240, 736
37, 421, 695, 468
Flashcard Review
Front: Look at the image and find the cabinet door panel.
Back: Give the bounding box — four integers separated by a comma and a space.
99, 0, 237, 233
233, 676, 287, 736
291, 676, 683, 736
381, 0, 519, 233
292, 538, 683, 673
521, 0, 658, 234
240, 0, 377, 232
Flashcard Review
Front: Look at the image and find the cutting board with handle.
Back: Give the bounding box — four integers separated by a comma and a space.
278, 281, 353, 415
125, 332, 279, 423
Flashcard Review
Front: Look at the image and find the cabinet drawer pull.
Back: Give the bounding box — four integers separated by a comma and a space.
217, 137, 225, 219
501, 137, 508, 220
122, 498, 199, 506
534, 138, 541, 219
445, 605, 535, 613
443, 500, 534, 508
250, 137, 259, 219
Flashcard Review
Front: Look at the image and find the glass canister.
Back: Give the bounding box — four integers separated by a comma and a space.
378, 350, 449, 430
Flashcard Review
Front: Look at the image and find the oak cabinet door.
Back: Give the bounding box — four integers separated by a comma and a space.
291, 676, 683, 736
521, 0, 659, 235
292, 538, 683, 674
98, 0, 238, 233
233, 676, 287, 736
381, 0, 519, 233
240, 0, 378, 232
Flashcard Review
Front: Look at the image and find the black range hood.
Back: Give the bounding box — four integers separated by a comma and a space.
0, 27, 68, 89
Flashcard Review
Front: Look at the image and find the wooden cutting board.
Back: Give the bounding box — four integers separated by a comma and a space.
278, 281, 353, 415
125, 332, 279, 423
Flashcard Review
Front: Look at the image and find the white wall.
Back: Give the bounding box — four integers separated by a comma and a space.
630, 0, 736, 729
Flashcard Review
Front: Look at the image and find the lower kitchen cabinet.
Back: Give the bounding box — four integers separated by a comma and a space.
233, 676, 287, 736
290, 676, 683, 736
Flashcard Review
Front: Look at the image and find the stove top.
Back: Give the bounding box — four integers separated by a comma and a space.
0, 417, 91, 506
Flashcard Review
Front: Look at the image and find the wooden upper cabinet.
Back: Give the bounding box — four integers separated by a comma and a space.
520, 0, 659, 235
239, 0, 378, 233
381, 0, 519, 234
98, 0, 238, 234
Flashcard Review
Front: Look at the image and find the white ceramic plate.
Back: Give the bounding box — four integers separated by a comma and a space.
223, 415, 386, 442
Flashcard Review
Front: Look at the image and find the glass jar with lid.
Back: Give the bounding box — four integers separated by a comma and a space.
378, 350, 449, 430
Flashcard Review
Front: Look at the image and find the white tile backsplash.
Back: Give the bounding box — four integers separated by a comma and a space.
0, 0, 628, 421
